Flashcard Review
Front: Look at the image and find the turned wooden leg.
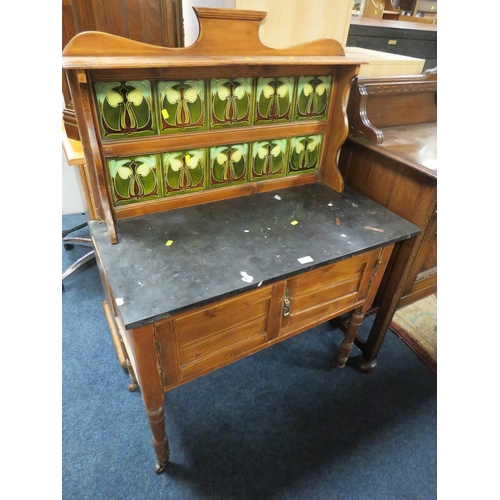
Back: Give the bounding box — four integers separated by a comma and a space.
147, 406, 170, 474
335, 308, 365, 368
359, 230, 430, 371
131, 323, 170, 473
356, 356, 379, 373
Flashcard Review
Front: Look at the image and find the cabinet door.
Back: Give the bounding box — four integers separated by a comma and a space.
155, 283, 283, 388
153, 248, 388, 390
280, 249, 381, 337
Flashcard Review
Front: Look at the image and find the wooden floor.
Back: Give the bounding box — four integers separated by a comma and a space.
390, 294, 437, 374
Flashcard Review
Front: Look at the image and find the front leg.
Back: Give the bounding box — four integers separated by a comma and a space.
130, 323, 170, 473
147, 405, 170, 474
335, 308, 364, 368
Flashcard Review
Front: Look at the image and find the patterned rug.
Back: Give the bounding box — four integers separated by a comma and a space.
390, 294, 437, 375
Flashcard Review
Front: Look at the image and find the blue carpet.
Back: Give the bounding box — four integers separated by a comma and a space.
62, 213, 437, 500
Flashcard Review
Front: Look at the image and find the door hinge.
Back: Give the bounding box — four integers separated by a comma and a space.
367, 252, 384, 292
154, 336, 165, 382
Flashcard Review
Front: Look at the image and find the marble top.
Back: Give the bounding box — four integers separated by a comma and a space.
89, 183, 420, 329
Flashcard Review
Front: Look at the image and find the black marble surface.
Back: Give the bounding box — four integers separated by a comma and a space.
89, 184, 420, 329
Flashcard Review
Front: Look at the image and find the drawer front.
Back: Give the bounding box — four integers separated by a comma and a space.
280, 249, 381, 337
155, 285, 276, 386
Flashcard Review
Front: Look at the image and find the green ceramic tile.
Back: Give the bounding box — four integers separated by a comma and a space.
94, 81, 157, 140
107, 155, 162, 206
287, 135, 323, 174
157, 80, 206, 134
210, 78, 253, 128
255, 77, 294, 124
209, 144, 249, 188
294, 76, 332, 120
162, 149, 206, 196
251, 139, 287, 180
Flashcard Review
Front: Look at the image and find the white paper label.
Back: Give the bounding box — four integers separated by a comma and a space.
298, 256, 314, 264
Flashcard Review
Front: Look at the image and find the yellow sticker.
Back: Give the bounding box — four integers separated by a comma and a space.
166, 240, 174, 246
161, 109, 169, 120
290, 220, 299, 225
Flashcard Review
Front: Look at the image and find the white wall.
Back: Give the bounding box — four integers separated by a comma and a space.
62, 149, 86, 215
182, 0, 236, 46
62, 88, 85, 215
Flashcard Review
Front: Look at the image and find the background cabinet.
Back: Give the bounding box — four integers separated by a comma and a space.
347, 16, 436, 70
400, 0, 437, 19
235, 0, 355, 47
360, 1, 437, 20
339, 70, 437, 369
62, 0, 184, 140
